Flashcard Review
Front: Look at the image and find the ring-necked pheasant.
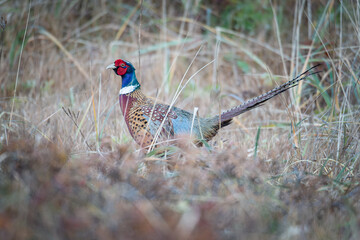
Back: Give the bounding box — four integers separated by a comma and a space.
107, 59, 319, 149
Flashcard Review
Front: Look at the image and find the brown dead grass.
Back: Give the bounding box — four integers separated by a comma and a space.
1, 1, 359, 239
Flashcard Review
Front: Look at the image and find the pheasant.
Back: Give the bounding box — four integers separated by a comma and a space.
107, 59, 319, 149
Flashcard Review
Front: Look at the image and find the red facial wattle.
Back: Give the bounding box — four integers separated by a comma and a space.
117, 66, 127, 75
114, 59, 128, 76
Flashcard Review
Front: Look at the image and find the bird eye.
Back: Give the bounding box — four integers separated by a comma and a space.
120, 63, 126, 67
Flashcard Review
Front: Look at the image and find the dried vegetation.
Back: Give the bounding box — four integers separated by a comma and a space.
0, 1, 359, 239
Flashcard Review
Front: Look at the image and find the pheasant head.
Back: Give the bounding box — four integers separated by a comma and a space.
107, 59, 140, 94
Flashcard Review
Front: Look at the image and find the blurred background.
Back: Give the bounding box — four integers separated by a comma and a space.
0, 0, 359, 239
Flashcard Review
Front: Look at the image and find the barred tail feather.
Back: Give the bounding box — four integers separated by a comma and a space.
218, 64, 321, 123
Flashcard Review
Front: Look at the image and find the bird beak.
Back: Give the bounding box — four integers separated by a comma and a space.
106, 63, 116, 70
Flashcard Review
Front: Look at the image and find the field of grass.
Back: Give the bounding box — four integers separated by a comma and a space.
0, 0, 359, 239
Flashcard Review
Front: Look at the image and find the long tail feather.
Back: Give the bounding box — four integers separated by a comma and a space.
217, 64, 321, 123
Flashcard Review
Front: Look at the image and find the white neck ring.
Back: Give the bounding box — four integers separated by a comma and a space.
119, 84, 139, 95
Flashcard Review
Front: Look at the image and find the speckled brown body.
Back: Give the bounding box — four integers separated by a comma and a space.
119, 89, 178, 148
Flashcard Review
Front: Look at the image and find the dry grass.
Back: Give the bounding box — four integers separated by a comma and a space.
1, 0, 359, 239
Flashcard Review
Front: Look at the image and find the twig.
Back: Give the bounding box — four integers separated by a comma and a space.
62, 107, 92, 151
9, 1, 31, 127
